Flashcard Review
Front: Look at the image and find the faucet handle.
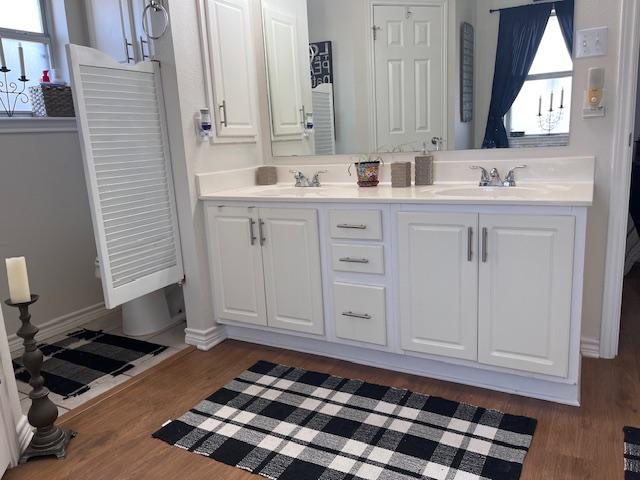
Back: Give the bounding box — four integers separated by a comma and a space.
504, 165, 527, 186
470, 166, 490, 185
310, 170, 328, 187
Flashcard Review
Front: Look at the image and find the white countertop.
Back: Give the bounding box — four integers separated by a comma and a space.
199, 182, 594, 207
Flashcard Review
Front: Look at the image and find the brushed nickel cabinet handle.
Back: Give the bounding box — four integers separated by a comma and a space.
337, 224, 367, 230
339, 257, 370, 264
467, 227, 473, 262
482, 227, 488, 263
124, 38, 134, 63
140, 36, 150, 60
342, 311, 372, 320
249, 219, 256, 246
219, 100, 228, 127
258, 219, 266, 246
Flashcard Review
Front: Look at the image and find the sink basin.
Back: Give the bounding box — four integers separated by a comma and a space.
253, 186, 331, 197
430, 185, 570, 198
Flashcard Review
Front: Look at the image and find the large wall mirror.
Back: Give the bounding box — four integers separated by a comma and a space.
260, 0, 575, 157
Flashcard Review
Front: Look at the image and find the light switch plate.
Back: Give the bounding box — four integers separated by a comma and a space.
576, 27, 608, 58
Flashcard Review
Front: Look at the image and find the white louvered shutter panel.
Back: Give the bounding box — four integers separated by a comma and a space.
68, 45, 184, 309
311, 83, 336, 155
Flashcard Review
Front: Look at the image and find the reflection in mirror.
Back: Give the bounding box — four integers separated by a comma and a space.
261, 0, 575, 157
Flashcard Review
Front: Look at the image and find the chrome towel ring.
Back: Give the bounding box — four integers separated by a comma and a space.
142, 0, 169, 40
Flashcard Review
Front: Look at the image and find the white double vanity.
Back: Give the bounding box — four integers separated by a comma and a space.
198, 158, 593, 406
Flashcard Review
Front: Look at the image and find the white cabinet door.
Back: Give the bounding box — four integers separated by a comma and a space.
260, 208, 324, 335
478, 215, 575, 377
87, 0, 135, 63
205, 206, 267, 326
0, 400, 10, 476
205, 0, 258, 138
398, 212, 478, 361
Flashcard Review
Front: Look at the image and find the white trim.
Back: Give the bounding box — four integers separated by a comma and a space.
226, 325, 580, 406
581, 337, 600, 359
7, 303, 113, 354
15, 415, 33, 454
600, 0, 640, 359
185, 325, 228, 351
0, 117, 77, 134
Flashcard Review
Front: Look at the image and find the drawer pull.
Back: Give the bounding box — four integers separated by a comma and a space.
482, 227, 488, 263
337, 224, 367, 230
339, 257, 370, 264
342, 311, 372, 320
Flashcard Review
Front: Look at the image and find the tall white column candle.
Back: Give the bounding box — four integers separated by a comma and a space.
18, 43, 25, 78
5, 257, 31, 303
0, 38, 6, 69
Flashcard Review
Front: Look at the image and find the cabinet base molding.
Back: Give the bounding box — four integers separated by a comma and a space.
580, 337, 601, 358
185, 325, 228, 351
225, 325, 581, 406
16, 415, 33, 458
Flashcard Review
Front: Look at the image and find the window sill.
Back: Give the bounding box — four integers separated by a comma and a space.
509, 133, 569, 148
0, 117, 77, 134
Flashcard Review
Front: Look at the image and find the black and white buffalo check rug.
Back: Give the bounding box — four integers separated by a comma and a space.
153, 360, 537, 480
625, 427, 640, 479
13, 329, 167, 398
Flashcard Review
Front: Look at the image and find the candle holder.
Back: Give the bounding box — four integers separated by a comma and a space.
5, 295, 76, 463
537, 103, 565, 135
0, 67, 29, 117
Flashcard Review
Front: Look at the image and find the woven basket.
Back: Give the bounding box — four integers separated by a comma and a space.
29, 85, 75, 117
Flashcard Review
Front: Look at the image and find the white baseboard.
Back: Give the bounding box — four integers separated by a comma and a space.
8, 303, 113, 354
185, 325, 227, 351
581, 336, 601, 358
226, 326, 581, 406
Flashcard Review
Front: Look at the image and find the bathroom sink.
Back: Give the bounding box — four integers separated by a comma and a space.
253, 186, 332, 197
430, 185, 570, 199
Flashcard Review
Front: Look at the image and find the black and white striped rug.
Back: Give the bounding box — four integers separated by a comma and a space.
14, 329, 167, 398
625, 427, 640, 479
153, 360, 537, 480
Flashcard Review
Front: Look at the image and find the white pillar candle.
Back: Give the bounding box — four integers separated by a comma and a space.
0, 38, 6, 69
5, 257, 31, 304
18, 43, 25, 78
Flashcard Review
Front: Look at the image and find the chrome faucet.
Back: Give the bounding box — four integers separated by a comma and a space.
470, 165, 527, 187
289, 169, 327, 187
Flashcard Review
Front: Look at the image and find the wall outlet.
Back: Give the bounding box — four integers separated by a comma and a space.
575, 27, 608, 58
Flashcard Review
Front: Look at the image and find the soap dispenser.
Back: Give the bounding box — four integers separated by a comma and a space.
414, 142, 434, 186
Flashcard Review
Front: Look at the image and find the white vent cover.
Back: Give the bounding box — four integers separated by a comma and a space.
68, 45, 183, 309
312, 83, 336, 155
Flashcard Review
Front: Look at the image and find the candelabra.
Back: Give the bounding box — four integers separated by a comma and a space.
5, 295, 75, 463
0, 67, 29, 117
537, 104, 565, 135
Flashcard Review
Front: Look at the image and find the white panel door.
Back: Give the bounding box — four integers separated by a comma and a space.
373, 5, 445, 151
398, 212, 478, 360
87, 0, 135, 63
68, 45, 184, 309
206, 0, 258, 137
260, 208, 324, 335
478, 215, 575, 377
0, 399, 10, 476
205, 206, 267, 326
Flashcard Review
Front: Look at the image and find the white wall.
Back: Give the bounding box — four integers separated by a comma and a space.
153, 0, 267, 338
451, 0, 476, 150
0, 131, 104, 336
307, 0, 371, 154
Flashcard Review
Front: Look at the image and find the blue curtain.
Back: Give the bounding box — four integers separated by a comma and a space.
555, 0, 575, 54
482, 3, 553, 149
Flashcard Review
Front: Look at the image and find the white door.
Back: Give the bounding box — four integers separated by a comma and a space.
260, 208, 324, 335
0, 399, 10, 476
398, 212, 478, 360
263, 0, 313, 150
130, 0, 155, 61
205, 0, 259, 138
68, 45, 184, 309
87, 0, 135, 63
478, 215, 575, 377
373, 5, 445, 151
205, 206, 267, 326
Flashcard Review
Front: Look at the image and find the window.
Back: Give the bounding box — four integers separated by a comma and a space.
507, 13, 573, 139
0, 0, 53, 115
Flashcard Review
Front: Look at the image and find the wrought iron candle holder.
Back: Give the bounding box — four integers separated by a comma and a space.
5, 295, 76, 463
537, 104, 565, 136
0, 67, 29, 117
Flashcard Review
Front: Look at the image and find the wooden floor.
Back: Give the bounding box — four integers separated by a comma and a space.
6, 275, 640, 479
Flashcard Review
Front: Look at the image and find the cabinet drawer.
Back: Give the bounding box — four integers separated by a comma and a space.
332, 244, 384, 274
334, 283, 386, 346
329, 210, 382, 240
